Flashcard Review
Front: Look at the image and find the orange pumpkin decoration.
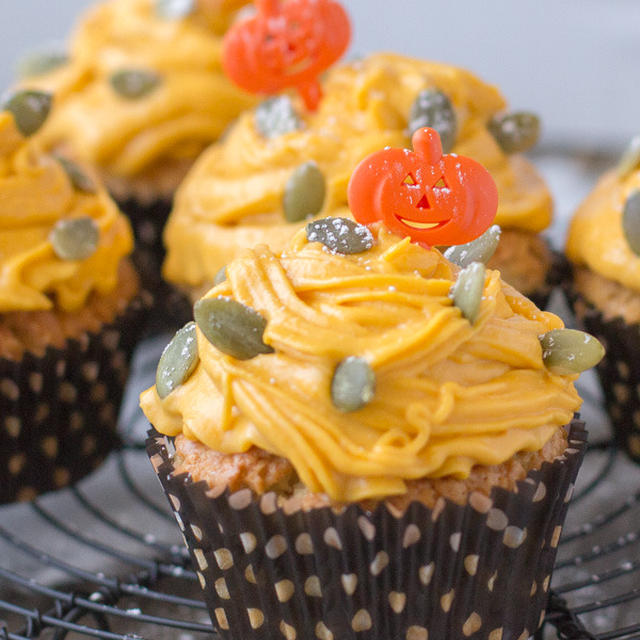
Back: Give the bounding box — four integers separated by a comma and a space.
348, 127, 499, 247
222, 0, 351, 110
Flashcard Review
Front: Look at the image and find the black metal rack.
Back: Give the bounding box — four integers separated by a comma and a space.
0, 427, 638, 639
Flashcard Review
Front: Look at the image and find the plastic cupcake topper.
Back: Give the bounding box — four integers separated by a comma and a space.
348, 127, 499, 247
222, 0, 351, 111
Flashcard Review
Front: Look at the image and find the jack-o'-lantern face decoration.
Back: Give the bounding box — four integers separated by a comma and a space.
348, 127, 499, 246
222, 0, 351, 110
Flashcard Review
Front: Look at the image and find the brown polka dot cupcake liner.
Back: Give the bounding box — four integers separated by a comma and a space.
147, 419, 586, 640
528, 248, 570, 311
116, 197, 192, 335
116, 197, 172, 277
565, 283, 640, 462
0, 294, 148, 504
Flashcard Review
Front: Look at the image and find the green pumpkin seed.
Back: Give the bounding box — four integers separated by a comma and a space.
617, 135, 640, 179
3, 90, 52, 137
55, 155, 97, 193
450, 262, 485, 324
255, 96, 303, 139
408, 89, 457, 153
18, 50, 68, 78
194, 296, 274, 360
539, 329, 604, 375
444, 225, 501, 268
331, 356, 376, 412
49, 217, 99, 260
213, 265, 227, 286
283, 161, 326, 223
110, 69, 161, 100
488, 112, 540, 154
306, 217, 373, 254
622, 190, 640, 255
156, 321, 199, 399
155, 0, 195, 19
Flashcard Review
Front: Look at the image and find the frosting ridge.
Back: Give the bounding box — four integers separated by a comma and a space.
141, 224, 580, 501
566, 167, 640, 292
0, 111, 133, 312
23, 0, 256, 186
163, 53, 553, 289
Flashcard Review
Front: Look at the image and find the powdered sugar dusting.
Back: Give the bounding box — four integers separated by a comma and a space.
306, 217, 374, 255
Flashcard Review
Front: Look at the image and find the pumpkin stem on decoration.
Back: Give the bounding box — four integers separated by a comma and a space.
412, 127, 443, 166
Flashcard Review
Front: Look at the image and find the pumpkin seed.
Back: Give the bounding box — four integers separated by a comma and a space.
49, 217, 99, 260
444, 225, 501, 268
488, 112, 540, 154
617, 135, 640, 179
55, 155, 97, 193
156, 321, 199, 399
331, 356, 376, 412
18, 50, 68, 78
110, 69, 161, 100
306, 217, 373, 254
155, 0, 195, 19
539, 329, 604, 375
255, 96, 302, 139
408, 89, 457, 153
622, 190, 640, 255
283, 161, 326, 223
213, 265, 227, 286
3, 90, 52, 137
193, 296, 274, 360
450, 262, 485, 324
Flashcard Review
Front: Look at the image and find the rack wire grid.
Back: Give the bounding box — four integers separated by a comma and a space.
0, 374, 638, 640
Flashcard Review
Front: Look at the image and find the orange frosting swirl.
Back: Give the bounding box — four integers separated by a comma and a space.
23, 0, 256, 187
141, 224, 580, 502
0, 111, 133, 312
566, 166, 640, 292
163, 53, 552, 290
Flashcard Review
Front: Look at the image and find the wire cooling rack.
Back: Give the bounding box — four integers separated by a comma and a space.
0, 393, 639, 640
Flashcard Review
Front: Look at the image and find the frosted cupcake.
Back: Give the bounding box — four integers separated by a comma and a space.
143, 130, 602, 639
163, 53, 554, 303
20, 0, 256, 277
565, 136, 640, 461
0, 90, 145, 502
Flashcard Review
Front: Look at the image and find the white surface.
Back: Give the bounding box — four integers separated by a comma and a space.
2, 0, 640, 150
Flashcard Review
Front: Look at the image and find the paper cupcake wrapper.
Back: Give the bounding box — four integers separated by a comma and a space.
116, 197, 172, 275
527, 249, 569, 311
147, 419, 586, 640
116, 197, 192, 335
0, 293, 148, 504
565, 282, 640, 462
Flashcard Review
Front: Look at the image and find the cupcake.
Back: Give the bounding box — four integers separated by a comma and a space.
565, 136, 640, 462
0, 90, 146, 503
163, 52, 554, 304
19, 0, 256, 287
142, 129, 602, 639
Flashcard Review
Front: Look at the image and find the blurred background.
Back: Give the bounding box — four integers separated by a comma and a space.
4, 0, 639, 152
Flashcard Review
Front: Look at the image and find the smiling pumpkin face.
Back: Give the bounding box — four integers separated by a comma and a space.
348, 127, 498, 246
